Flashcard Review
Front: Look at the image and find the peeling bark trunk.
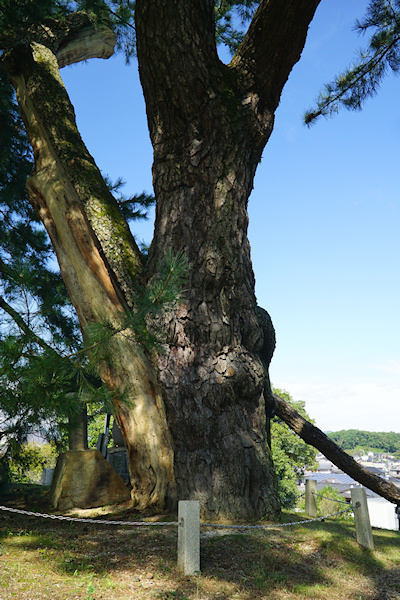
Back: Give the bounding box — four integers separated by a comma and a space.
3, 36, 175, 511
275, 394, 400, 505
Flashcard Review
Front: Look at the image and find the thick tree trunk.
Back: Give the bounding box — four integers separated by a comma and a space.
3, 35, 175, 511
3, 2, 321, 519
135, 0, 320, 518
275, 394, 400, 505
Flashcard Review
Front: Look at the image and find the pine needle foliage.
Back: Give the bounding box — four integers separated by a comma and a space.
0, 1, 258, 60
104, 175, 154, 224
305, 0, 400, 125
83, 250, 188, 365
0, 322, 100, 443
0, 66, 32, 208
0, 0, 136, 57
215, 0, 260, 54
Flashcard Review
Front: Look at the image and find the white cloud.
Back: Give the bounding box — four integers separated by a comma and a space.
368, 359, 400, 377
276, 380, 400, 434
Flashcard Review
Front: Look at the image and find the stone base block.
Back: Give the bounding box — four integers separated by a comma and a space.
49, 449, 130, 510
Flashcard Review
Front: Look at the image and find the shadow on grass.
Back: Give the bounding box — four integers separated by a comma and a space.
1, 503, 400, 599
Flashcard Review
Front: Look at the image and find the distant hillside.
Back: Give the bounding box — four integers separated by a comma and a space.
328, 429, 400, 456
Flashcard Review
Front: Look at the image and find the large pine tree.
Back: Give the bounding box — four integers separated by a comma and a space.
1, 0, 321, 518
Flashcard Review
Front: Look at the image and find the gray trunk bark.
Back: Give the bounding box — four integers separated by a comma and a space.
135, 0, 320, 518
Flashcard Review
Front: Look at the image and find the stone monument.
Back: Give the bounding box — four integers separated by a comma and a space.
49, 449, 130, 510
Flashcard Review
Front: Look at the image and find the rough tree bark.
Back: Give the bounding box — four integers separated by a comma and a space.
135, 0, 320, 518
275, 394, 400, 505
2, 1, 322, 518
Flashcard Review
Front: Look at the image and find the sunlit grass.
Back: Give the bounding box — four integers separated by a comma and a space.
0, 507, 399, 599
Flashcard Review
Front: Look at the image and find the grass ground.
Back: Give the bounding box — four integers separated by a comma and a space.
0, 485, 399, 600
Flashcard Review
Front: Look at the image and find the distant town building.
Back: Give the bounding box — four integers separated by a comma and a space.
299, 453, 400, 531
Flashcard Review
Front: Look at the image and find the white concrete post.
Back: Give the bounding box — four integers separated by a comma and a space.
351, 487, 374, 550
305, 479, 318, 518
178, 500, 200, 575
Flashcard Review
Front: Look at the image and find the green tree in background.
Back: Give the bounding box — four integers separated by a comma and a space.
329, 429, 400, 456
271, 389, 318, 508
7, 441, 58, 484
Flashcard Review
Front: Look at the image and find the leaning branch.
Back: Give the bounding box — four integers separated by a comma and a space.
275, 393, 400, 505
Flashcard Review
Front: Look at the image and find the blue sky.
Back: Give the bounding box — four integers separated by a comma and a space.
61, 1, 399, 433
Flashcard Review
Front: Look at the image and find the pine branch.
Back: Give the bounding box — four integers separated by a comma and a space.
0, 255, 15, 281
305, 1, 400, 125
0, 294, 58, 357
68, 251, 188, 363
275, 393, 400, 504
304, 39, 398, 125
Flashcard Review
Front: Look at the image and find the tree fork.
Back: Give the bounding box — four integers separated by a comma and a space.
135, 0, 278, 520
135, 0, 322, 519
2, 1, 327, 518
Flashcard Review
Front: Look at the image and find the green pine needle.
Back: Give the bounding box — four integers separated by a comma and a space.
305, 0, 400, 126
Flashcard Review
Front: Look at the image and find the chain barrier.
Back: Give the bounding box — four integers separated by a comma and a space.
312, 493, 349, 505
0, 504, 353, 531
0, 505, 178, 527
201, 506, 353, 530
